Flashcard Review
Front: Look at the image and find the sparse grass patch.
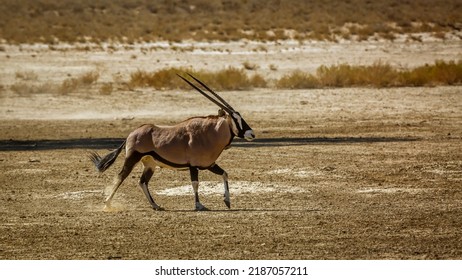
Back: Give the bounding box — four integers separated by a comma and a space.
59, 78, 80, 94
276, 60, 462, 89
79, 71, 100, 86
15, 70, 38, 81
316, 62, 398, 87
250, 74, 267, 88
10, 83, 31, 95
128, 60, 462, 91
129, 67, 258, 91
184, 67, 254, 91
207, 68, 252, 90
59, 71, 99, 94
99, 83, 113, 95
399, 60, 462, 86
14, 61, 458, 95
7, 60, 461, 96
10, 82, 55, 95
275, 70, 319, 89
128, 67, 191, 90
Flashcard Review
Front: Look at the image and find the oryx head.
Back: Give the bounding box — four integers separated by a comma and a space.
178, 73, 255, 141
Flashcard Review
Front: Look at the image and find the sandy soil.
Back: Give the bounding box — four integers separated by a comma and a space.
0, 40, 462, 259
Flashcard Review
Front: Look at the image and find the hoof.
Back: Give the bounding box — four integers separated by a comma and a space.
153, 206, 165, 211
195, 204, 210, 211
103, 203, 121, 212
103, 200, 112, 209
103, 204, 112, 212
224, 199, 231, 209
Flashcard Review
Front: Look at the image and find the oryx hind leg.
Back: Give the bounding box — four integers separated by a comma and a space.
208, 164, 230, 209
104, 151, 142, 208
140, 157, 164, 211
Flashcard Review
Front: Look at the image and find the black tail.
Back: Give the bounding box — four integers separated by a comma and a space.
88, 140, 126, 173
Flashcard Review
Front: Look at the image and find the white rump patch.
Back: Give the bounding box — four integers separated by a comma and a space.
156, 181, 306, 196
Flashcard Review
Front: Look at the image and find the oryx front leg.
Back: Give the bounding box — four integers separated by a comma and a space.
223, 171, 230, 208
190, 167, 209, 211
208, 164, 230, 209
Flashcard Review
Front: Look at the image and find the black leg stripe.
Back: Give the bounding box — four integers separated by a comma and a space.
189, 167, 199, 182
208, 164, 225, 175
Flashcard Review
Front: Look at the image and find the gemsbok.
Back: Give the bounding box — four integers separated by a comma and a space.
89, 73, 255, 211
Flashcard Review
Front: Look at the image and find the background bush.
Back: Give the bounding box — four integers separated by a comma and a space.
1, 0, 461, 43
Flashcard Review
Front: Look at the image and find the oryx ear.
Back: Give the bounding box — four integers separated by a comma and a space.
218, 109, 226, 117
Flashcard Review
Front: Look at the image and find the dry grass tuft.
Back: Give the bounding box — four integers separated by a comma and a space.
203, 67, 252, 90
400, 60, 462, 86
79, 71, 100, 86
316, 62, 398, 87
15, 71, 38, 81
249, 74, 267, 88
129, 60, 462, 91
129, 67, 264, 91
9, 60, 461, 96
128, 67, 191, 90
99, 83, 113, 95
59, 71, 99, 94
276, 60, 462, 89
10, 82, 55, 95
275, 70, 319, 89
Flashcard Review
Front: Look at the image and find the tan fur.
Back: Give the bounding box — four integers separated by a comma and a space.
125, 115, 233, 168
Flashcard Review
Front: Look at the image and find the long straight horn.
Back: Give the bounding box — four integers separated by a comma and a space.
177, 74, 233, 114
187, 73, 235, 111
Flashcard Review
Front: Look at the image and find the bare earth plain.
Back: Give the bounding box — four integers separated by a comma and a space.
0, 40, 461, 259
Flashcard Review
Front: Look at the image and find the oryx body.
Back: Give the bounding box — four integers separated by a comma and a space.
89, 74, 255, 211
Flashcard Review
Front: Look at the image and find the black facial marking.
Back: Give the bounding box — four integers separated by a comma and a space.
232, 113, 252, 138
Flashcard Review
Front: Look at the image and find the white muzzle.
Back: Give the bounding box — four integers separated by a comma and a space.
244, 130, 255, 141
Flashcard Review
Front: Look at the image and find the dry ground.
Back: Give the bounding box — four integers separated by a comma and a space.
1, 87, 461, 259
0, 41, 461, 259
